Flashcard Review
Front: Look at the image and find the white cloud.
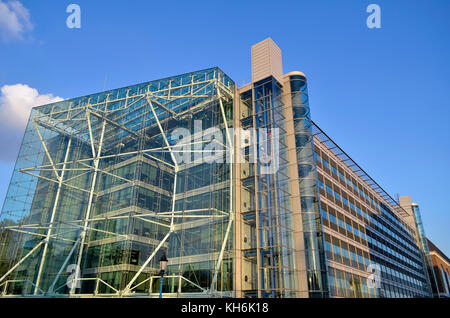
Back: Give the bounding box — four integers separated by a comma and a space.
0, 84, 62, 163
0, 84, 62, 162
0, 0, 33, 41
0, 84, 63, 131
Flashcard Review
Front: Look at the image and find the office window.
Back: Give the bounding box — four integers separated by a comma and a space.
337, 217, 346, 230
320, 208, 328, 220
329, 213, 337, 224
331, 164, 338, 176
346, 223, 353, 234
342, 196, 349, 207
334, 190, 341, 202
318, 179, 324, 191
326, 184, 333, 196
322, 158, 330, 170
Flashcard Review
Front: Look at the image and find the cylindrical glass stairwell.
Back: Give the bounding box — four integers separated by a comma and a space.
290, 74, 329, 298
412, 203, 439, 297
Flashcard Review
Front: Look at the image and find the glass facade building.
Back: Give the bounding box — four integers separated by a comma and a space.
0, 68, 235, 297
0, 38, 436, 298
314, 127, 433, 298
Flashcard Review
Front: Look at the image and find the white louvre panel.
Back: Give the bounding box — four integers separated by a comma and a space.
251, 38, 283, 83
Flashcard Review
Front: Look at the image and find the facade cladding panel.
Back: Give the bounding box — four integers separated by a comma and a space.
0, 39, 438, 298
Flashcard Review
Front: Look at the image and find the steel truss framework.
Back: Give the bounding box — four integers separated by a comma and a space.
0, 68, 235, 297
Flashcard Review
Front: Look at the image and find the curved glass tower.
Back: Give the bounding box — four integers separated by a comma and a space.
412, 203, 439, 296
290, 74, 328, 298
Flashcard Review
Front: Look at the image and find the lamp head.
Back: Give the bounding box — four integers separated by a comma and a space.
159, 253, 168, 276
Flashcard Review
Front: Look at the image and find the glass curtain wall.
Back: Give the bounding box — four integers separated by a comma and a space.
0, 68, 235, 297
243, 76, 296, 298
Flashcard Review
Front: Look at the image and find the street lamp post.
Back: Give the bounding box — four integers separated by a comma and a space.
159, 253, 168, 299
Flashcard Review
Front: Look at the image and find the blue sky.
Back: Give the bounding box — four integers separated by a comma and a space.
0, 0, 449, 255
